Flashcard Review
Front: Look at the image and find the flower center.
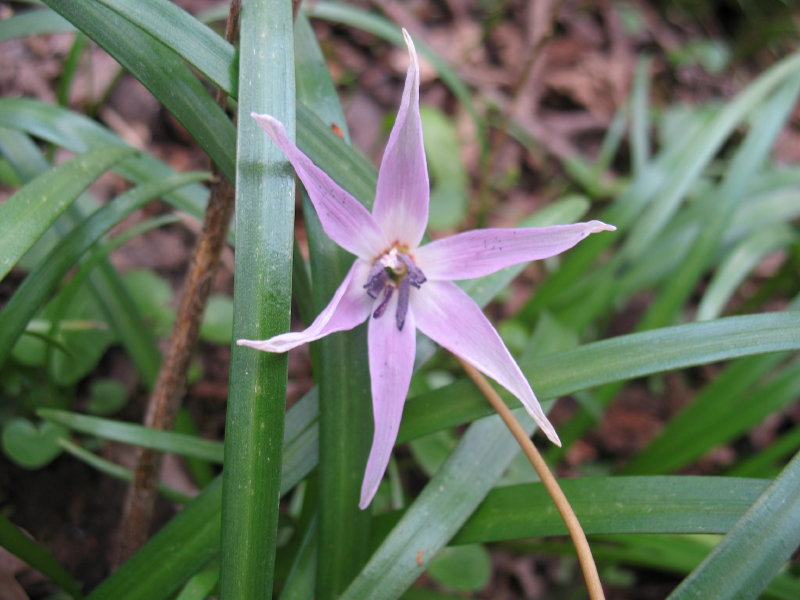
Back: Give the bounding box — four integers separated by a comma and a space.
364, 248, 426, 331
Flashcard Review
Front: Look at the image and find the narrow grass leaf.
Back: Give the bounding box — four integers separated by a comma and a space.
0, 173, 207, 368
668, 451, 800, 600
0, 98, 209, 218
42, 0, 236, 180
220, 1, 294, 599
451, 476, 769, 544
0, 514, 83, 598
93, 0, 235, 94
293, 13, 372, 597
39, 409, 224, 462
0, 8, 75, 41
0, 145, 134, 282
400, 312, 800, 442
57, 438, 192, 504
697, 224, 796, 321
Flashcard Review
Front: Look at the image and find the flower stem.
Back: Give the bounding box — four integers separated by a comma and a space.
455, 356, 605, 600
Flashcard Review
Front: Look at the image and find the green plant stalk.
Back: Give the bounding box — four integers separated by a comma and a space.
220, 0, 295, 598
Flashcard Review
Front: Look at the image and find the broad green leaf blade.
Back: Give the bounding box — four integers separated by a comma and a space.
220, 1, 295, 599
0, 514, 83, 598
451, 477, 769, 544
0, 172, 207, 368
0, 126, 163, 386
0, 8, 75, 41
293, 14, 372, 598
0, 145, 134, 282
42, 0, 236, 180
400, 312, 800, 442
668, 452, 800, 600
341, 408, 540, 600
94, 0, 235, 94
0, 98, 209, 218
39, 409, 224, 462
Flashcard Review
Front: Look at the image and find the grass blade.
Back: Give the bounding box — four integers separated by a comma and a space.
42, 0, 236, 180
668, 451, 800, 600
39, 409, 224, 462
451, 476, 769, 544
401, 312, 800, 442
219, 1, 295, 598
0, 145, 134, 282
0, 514, 83, 598
0, 172, 207, 368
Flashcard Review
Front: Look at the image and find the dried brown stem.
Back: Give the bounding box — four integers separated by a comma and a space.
115, 0, 240, 565
456, 357, 605, 600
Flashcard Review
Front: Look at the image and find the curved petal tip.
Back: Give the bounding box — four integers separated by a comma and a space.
588, 220, 617, 233
250, 112, 283, 137
237, 338, 282, 352
401, 28, 418, 68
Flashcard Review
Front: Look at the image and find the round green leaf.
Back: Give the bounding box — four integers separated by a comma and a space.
87, 378, 128, 416
2, 417, 67, 468
199, 294, 233, 345
426, 545, 490, 592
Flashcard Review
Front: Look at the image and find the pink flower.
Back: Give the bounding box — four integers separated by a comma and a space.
238, 30, 615, 508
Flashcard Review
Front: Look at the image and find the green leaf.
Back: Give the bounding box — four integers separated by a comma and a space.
94, 0, 235, 93
0, 145, 135, 282
293, 13, 373, 597
668, 452, 800, 600
220, 1, 295, 599
38, 409, 224, 463
0, 172, 207, 371
697, 224, 796, 321
0, 99, 209, 218
87, 378, 128, 416
0, 513, 83, 599
199, 294, 233, 345
420, 106, 468, 230
122, 269, 176, 336
1, 418, 68, 469
0, 8, 75, 41
400, 312, 800, 443
57, 437, 192, 504
42, 0, 236, 180
342, 408, 540, 600
426, 545, 490, 592
452, 476, 769, 544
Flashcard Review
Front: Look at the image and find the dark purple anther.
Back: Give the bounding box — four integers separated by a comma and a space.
364, 263, 389, 299
372, 284, 394, 318
395, 278, 410, 330
399, 254, 426, 288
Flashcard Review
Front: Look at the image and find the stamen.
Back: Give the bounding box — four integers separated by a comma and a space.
396, 278, 410, 330
364, 263, 389, 299
399, 254, 426, 288
372, 284, 394, 319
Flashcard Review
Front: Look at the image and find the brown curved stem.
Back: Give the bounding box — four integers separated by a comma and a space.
456, 356, 605, 600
